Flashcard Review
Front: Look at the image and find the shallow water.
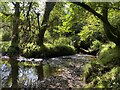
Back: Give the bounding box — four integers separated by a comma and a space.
1, 60, 58, 88
0, 54, 93, 88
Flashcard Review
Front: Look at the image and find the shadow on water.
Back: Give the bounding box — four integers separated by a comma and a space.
1, 57, 56, 89
36, 62, 44, 80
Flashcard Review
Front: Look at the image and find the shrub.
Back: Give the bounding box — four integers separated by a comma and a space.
50, 44, 76, 57
83, 61, 111, 84
53, 37, 72, 46
98, 42, 120, 65
95, 67, 120, 89
22, 43, 76, 58
90, 40, 102, 51
83, 42, 120, 89
85, 66, 120, 89
22, 43, 41, 58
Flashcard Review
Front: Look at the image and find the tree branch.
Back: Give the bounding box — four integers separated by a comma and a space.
26, 2, 32, 19
1, 11, 11, 16
12, 2, 15, 6
72, 2, 105, 22
0, 24, 11, 29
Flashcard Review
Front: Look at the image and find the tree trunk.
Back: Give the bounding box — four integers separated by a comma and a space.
102, 4, 120, 46
37, 2, 56, 46
26, 2, 32, 31
8, 2, 20, 56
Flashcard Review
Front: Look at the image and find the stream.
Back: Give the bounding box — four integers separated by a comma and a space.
0, 54, 95, 89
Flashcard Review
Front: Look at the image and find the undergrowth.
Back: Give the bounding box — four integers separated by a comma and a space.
83, 42, 120, 89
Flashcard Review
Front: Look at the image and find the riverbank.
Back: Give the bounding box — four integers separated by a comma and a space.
1, 54, 94, 89
24, 54, 92, 89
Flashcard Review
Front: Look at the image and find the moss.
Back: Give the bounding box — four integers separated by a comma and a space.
50, 45, 76, 57
83, 52, 120, 90
95, 67, 120, 89
83, 60, 111, 84
83, 62, 92, 83
98, 43, 120, 66
83, 42, 120, 89
22, 43, 76, 58
84, 63, 120, 88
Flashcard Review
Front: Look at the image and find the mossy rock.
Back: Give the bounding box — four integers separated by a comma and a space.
83, 43, 120, 89
98, 45, 120, 66
84, 66, 120, 89
22, 43, 76, 58
83, 61, 111, 84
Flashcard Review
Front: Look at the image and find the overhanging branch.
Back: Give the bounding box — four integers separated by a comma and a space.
1, 11, 11, 16
72, 2, 105, 22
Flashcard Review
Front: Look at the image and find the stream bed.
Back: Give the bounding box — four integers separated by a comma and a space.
0, 54, 94, 89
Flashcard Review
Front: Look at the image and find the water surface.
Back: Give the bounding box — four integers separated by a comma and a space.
0, 54, 93, 88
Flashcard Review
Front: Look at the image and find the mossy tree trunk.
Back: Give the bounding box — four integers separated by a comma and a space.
37, 2, 56, 46
102, 4, 120, 46
8, 2, 20, 56
72, 2, 120, 46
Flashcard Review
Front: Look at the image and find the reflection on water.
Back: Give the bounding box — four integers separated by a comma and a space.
1, 54, 92, 89
1, 58, 55, 88
36, 62, 44, 80
10, 58, 19, 88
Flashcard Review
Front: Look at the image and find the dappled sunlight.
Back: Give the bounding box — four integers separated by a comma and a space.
1, 1, 120, 89
1, 54, 91, 88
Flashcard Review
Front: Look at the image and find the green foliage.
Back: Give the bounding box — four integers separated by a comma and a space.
0, 31, 2, 41
85, 66, 120, 89
79, 15, 105, 42
22, 43, 76, 58
53, 37, 72, 45
90, 40, 102, 51
43, 64, 52, 78
98, 42, 120, 65
83, 61, 111, 83
0, 41, 10, 55
83, 42, 120, 89
2, 31, 11, 41
51, 44, 76, 57
48, 2, 85, 48
95, 67, 120, 89
79, 25, 92, 41
77, 14, 106, 52
109, 9, 120, 30
22, 43, 40, 58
